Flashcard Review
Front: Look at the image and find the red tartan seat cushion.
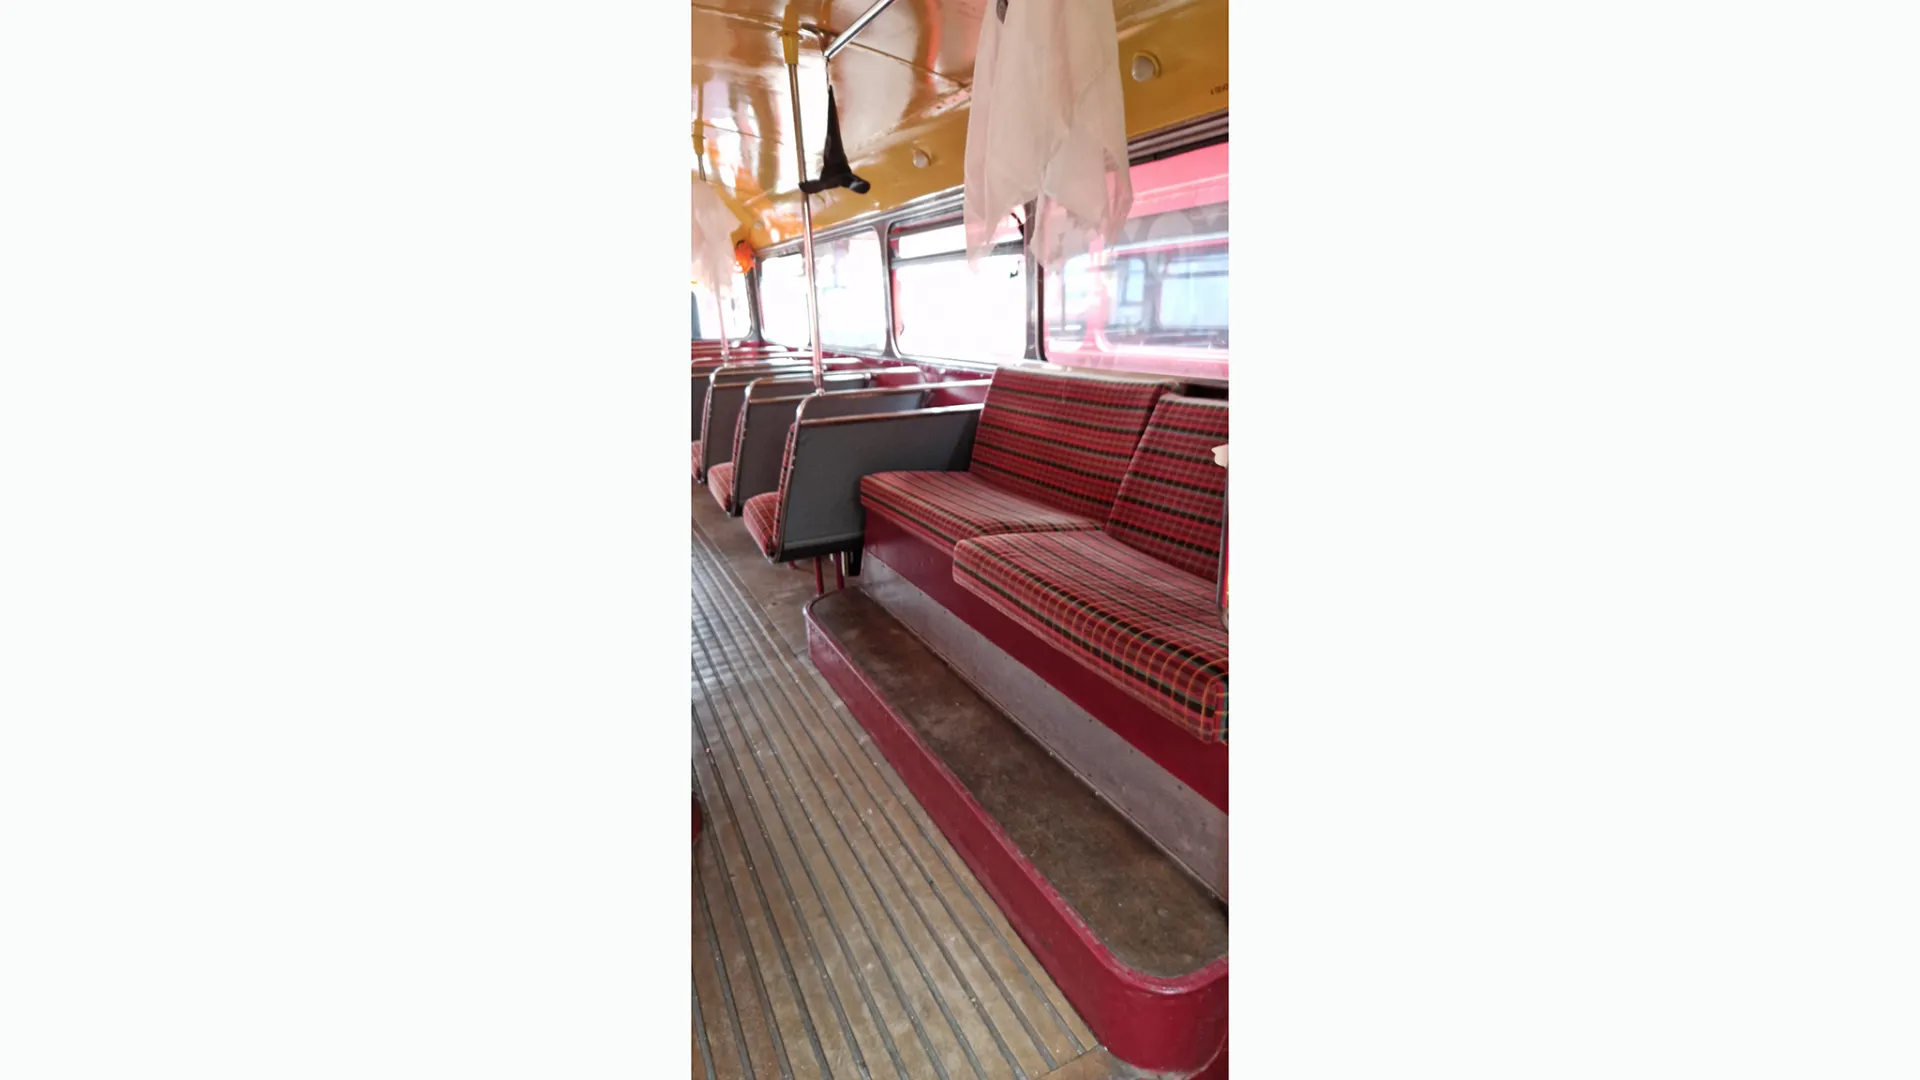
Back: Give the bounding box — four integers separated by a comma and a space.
742, 491, 780, 557
953, 531, 1229, 743
860, 471, 1104, 553
966, 368, 1175, 520
690, 439, 702, 480
1105, 396, 1229, 580
706, 461, 736, 514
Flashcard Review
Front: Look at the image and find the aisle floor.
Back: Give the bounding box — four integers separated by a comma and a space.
692, 486, 1138, 1080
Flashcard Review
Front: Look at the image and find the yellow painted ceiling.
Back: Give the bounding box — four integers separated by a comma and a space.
691, 0, 1228, 247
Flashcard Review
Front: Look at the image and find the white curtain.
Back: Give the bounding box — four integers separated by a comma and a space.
962, 0, 1133, 271
691, 178, 740, 303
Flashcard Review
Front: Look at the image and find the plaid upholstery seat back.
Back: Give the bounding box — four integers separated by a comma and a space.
1105, 396, 1229, 581
967, 369, 1175, 520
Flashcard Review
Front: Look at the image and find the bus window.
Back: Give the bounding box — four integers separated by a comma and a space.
692, 270, 751, 340
1043, 142, 1228, 380
891, 216, 1028, 363
758, 254, 806, 346
758, 233, 886, 351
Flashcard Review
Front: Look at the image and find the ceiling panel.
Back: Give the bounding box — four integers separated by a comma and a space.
693, 0, 1226, 245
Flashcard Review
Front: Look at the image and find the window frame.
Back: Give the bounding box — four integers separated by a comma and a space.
884, 208, 1036, 368
817, 229, 892, 352
753, 250, 811, 349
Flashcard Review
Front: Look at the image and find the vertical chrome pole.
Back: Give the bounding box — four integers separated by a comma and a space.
781, 30, 825, 393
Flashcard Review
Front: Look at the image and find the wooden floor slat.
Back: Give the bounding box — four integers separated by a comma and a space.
693, 488, 1097, 1079
693, 732, 802, 1079
696, 622, 922, 1080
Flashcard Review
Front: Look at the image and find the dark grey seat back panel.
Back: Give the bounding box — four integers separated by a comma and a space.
691, 359, 859, 439
730, 383, 914, 511
746, 371, 871, 402
731, 398, 807, 509
703, 370, 855, 475
699, 381, 756, 475
718, 372, 875, 507
796, 387, 930, 422
777, 406, 983, 552
693, 367, 802, 440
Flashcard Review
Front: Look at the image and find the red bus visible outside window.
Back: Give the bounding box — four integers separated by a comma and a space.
1044, 142, 1228, 381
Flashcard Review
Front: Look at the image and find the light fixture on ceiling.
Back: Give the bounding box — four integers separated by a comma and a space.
1130, 52, 1161, 82
911, 148, 931, 169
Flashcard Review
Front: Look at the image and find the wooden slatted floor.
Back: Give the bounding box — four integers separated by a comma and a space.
692, 487, 1136, 1080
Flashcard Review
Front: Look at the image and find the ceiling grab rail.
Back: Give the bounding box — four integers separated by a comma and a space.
821, 0, 898, 61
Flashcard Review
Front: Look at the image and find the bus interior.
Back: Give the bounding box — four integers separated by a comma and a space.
691, 3, 1229, 1076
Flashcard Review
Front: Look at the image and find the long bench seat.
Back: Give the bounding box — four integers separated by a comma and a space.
856, 471, 1104, 549
860, 374, 1230, 752
951, 396, 1230, 743
859, 367, 1174, 551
